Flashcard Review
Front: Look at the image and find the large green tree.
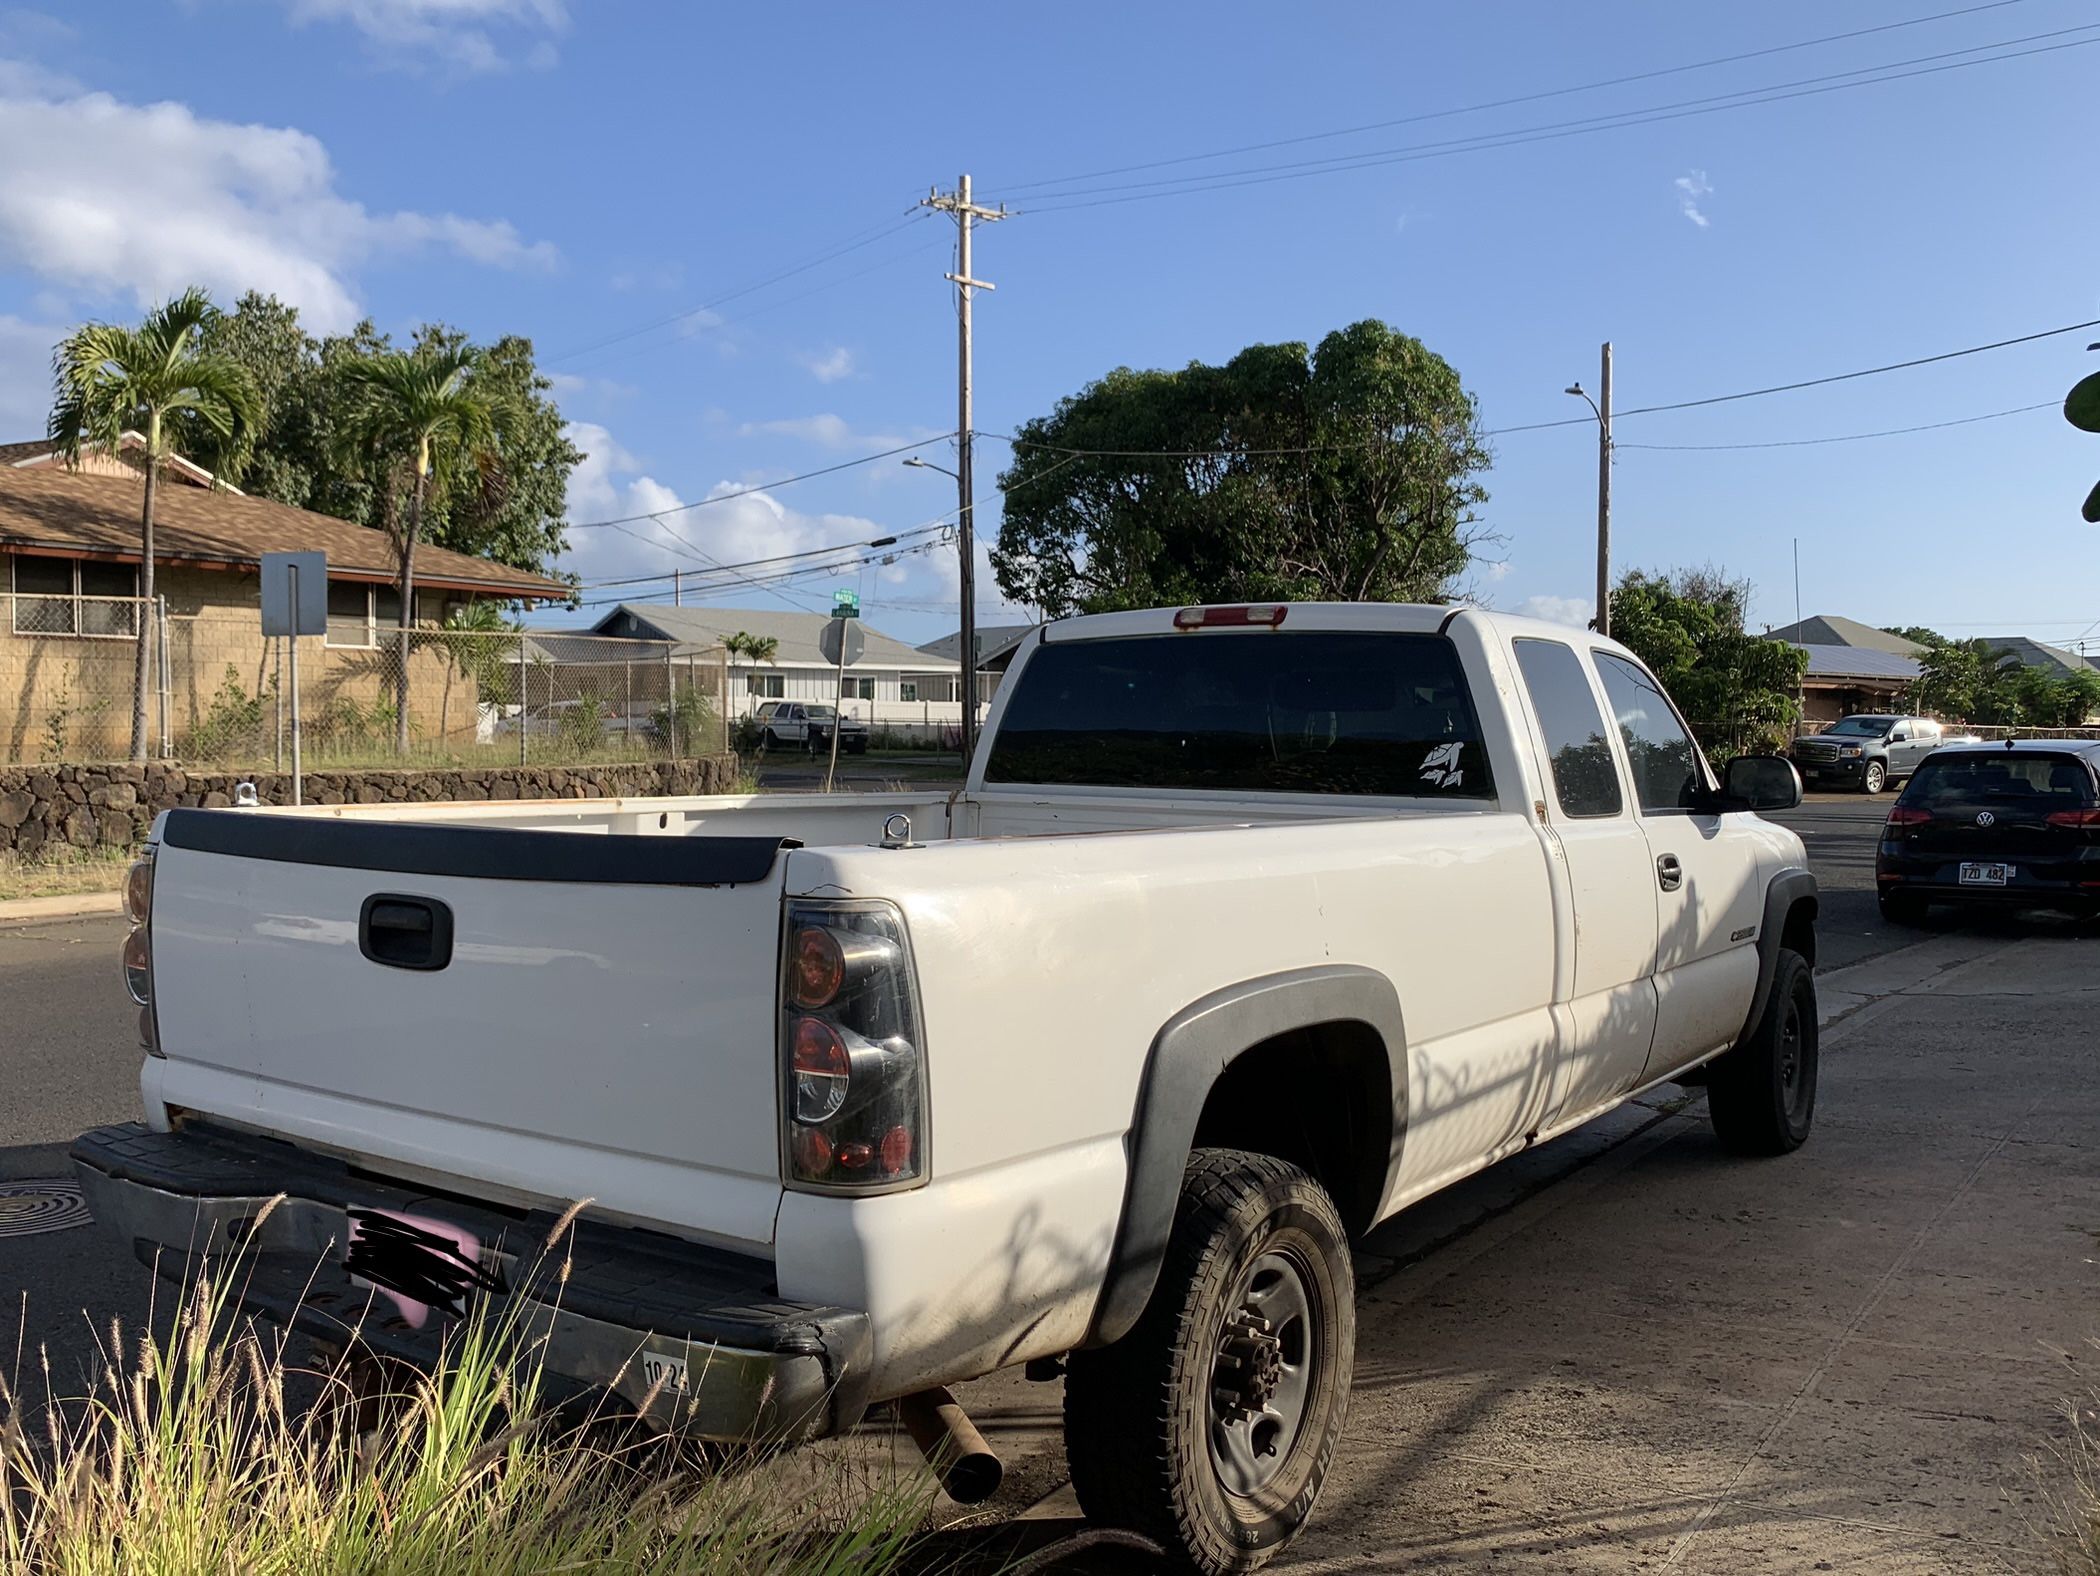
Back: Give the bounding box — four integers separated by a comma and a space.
992, 320, 1492, 616
189, 293, 580, 581
49, 289, 261, 761
1610, 567, 1807, 761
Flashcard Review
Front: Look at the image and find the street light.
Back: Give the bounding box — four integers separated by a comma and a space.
904, 454, 977, 750
1564, 342, 1613, 638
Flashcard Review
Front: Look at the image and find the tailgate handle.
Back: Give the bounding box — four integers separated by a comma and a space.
359, 894, 454, 972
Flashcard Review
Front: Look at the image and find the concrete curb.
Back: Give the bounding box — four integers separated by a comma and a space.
0, 889, 122, 925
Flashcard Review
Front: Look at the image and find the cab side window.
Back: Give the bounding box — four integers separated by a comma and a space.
1594, 653, 1704, 815
1513, 638, 1623, 818
1890, 723, 1910, 742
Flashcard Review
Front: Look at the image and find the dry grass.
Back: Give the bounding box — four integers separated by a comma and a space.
0, 1222, 939, 1575
2053, 1344, 2100, 1573
0, 849, 129, 904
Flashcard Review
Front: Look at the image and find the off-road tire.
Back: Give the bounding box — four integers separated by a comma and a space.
1862, 761, 1886, 794
1878, 889, 1928, 926
1708, 949, 1818, 1156
1063, 1149, 1354, 1575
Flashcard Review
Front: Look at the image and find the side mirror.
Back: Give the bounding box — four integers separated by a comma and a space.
1721, 754, 1802, 812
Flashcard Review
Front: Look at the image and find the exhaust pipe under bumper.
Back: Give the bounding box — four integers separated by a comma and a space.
896, 1385, 1002, 1504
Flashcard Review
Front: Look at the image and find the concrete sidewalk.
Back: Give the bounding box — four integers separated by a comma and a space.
932, 930, 2098, 1571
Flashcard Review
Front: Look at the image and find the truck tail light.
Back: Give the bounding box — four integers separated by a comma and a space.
122, 848, 161, 1056
780, 902, 926, 1191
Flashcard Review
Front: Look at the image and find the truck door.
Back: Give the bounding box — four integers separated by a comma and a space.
1592, 653, 1764, 1079
1510, 638, 1659, 1126
1887, 720, 1914, 776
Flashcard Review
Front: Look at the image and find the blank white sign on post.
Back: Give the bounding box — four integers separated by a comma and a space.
260, 551, 328, 637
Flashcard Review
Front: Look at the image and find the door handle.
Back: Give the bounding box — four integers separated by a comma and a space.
359, 894, 454, 971
1656, 854, 1683, 892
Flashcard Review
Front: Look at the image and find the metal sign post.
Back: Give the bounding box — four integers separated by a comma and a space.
817, 594, 864, 794
259, 552, 327, 806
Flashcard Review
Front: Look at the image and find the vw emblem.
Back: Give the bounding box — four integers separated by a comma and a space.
1975, 810, 1996, 827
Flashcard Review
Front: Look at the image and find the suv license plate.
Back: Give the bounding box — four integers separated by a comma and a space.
1959, 862, 2012, 886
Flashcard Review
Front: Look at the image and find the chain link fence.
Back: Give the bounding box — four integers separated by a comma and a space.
2, 596, 729, 768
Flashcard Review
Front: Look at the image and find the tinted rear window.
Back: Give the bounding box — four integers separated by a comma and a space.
1901, 752, 2097, 810
986, 630, 1495, 799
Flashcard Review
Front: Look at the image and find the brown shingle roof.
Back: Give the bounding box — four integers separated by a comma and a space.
0, 440, 56, 466
0, 463, 570, 600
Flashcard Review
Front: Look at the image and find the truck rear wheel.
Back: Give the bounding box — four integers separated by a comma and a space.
1707, 949, 1817, 1156
1063, 1149, 1354, 1575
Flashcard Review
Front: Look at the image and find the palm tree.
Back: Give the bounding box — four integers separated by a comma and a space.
723, 631, 779, 721
50, 289, 259, 762
335, 345, 502, 752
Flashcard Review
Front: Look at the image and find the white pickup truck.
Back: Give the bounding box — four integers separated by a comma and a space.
78, 602, 1818, 1574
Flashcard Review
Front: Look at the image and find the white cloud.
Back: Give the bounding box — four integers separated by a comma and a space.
277, 0, 565, 72
1674, 170, 1712, 229
0, 74, 556, 331
559, 420, 932, 607
544, 370, 634, 404
1517, 594, 1594, 628
1484, 559, 1512, 582
802, 346, 855, 384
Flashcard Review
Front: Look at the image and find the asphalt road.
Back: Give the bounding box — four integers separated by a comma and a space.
0, 790, 1908, 1402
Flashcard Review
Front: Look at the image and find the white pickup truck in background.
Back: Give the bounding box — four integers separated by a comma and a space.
79, 602, 1818, 1574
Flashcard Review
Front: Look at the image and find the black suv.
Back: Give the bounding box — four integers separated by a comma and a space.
1876, 740, 2100, 922
1791, 714, 1945, 794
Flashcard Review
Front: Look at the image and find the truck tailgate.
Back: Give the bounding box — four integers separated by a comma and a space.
145, 810, 791, 1253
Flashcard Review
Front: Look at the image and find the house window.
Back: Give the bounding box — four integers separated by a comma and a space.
327, 581, 375, 647
902, 672, 956, 703
847, 677, 876, 700
746, 672, 785, 698
326, 583, 416, 647
9, 556, 139, 638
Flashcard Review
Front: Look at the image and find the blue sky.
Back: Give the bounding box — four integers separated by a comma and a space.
1, 1, 2093, 652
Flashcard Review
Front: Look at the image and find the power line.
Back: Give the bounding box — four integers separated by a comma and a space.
1005, 28, 2100, 212
1616, 402, 2056, 450
556, 234, 948, 378
979, 318, 2100, 461
1617, 322, 2100, 416
576, 524, 950, 589
546, 214, 929, 367
563, 436, 956, 530
994, 0, 2029, 197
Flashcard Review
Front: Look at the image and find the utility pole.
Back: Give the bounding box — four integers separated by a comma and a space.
921, 174, 1007, 764
673, 569, 683, 607
1595, 342, 1613, 640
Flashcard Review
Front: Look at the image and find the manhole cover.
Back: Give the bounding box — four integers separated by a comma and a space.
0, 1179, 91, 1238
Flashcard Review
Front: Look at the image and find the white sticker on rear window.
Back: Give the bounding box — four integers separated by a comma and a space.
1420, 741, 1466, 789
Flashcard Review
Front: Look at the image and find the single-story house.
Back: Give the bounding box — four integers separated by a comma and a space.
1790, 644, 1922, 725
584, 603, 966, 734
2, 439, 570, 762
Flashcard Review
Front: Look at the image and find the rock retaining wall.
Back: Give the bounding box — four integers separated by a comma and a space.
0, 755, 742, 859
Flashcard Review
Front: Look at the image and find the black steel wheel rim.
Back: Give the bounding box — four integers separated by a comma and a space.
1208, 1247, 1318, 1497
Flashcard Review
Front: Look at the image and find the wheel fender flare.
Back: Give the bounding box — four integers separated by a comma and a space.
1736, 867, 1817, 1047
1086, 965, 1407, 1348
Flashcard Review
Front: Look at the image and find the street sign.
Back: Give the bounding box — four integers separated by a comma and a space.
832, 588, 860, 618
259, 552, 327, 637
818, 618, 865, 667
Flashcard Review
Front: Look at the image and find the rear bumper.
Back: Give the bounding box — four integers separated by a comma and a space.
71, 1122, 874, 1443
1877, 852, 2100, 908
